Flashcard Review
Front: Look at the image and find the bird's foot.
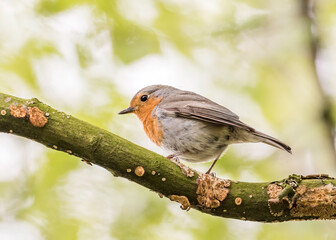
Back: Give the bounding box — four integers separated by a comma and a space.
166, 154, 180, 164
166, 155, 195, 178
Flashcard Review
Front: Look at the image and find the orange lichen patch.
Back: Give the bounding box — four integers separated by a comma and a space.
135, 166, 145, 176
10, 104, 27, 118
178, 162, 195, 178
126, 169, 132, 173
296, 184, 307, 195
170, 195, 191, 211
1, 109, 6, 115
267, 184, 283, 199
28, 107, 48, 127
290, 184, 336, 219
235, 197, 242, 205
132, 96, 163, 146
196, 174, 230, 208
267, 184, 284, 216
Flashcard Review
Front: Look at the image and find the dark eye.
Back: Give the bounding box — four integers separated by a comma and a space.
140, 95, 148, 102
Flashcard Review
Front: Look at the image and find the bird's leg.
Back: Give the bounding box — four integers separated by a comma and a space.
205, 154, 221, 175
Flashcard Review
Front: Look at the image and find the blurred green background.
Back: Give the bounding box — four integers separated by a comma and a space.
0, 0, 336, 239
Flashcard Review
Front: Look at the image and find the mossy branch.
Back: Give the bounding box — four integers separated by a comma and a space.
1, 92, 336, 222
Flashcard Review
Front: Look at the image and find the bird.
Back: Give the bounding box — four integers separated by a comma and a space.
119, 85, 291, 174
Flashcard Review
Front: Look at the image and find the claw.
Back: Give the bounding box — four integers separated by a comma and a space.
166, 153, 181, 164
166, 154, 175, 159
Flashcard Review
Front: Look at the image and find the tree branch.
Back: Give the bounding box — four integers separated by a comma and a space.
1, 92, 336, 222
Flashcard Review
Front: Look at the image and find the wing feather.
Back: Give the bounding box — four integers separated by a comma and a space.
159, 91, 254, 131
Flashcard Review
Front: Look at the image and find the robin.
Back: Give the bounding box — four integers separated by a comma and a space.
119, 85, 291, 174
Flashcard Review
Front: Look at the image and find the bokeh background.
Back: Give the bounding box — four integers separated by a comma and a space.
1, 0, 336, 239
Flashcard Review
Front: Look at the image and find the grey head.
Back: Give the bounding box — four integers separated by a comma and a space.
118, 85, 178, 114
132, 85, 222, 105
134, 85, 178, 99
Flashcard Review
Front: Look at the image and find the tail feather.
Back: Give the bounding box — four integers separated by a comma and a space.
253, 130, 292, 154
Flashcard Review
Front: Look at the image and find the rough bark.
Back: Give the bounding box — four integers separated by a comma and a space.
0, 92, 336, 222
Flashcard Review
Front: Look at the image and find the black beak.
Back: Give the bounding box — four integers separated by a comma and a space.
118, 107, 135, 115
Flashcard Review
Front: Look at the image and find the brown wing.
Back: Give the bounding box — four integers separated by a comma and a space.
159, 90, 255, 131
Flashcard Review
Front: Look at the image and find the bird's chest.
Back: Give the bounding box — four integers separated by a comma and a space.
141, 114, 163, 146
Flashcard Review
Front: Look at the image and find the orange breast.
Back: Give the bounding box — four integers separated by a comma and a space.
135, 97, 163, 146
142, 115, 163, 146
